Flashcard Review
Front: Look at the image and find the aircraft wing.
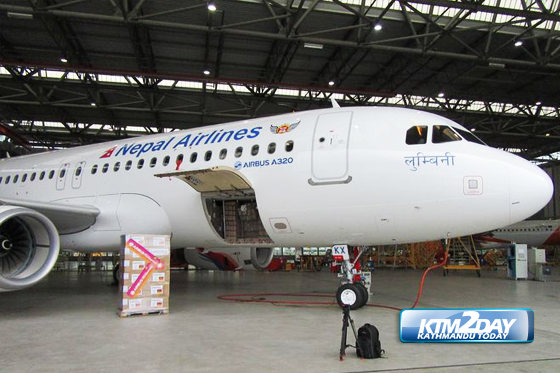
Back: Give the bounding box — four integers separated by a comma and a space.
0, 197, 100, 234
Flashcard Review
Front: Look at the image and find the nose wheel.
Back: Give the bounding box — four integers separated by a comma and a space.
333, 246, 371, 310
336, 283, 367, 310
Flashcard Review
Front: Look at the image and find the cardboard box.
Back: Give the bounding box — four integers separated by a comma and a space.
118, 234, 171, 315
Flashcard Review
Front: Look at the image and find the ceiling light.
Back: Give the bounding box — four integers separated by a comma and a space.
545, 133, 550, 137
90, 102, 96, 106
438, 92, 445, 98
207, 3, 217, 12
514, 40, 523, 47
536, 101, 542, 106
328, 81, 335, 86
374, 24, 382, 31
471, 128, 476, 132
488, 62, 505, 69
303, 42, 323, 50
203, 69, 211, 75
60, 57, 68, 63
7, 12, 33, 20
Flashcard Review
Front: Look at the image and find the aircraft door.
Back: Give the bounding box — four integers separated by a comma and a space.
56, 163, 70, 191
72, 161, 86, 189
311, 111, 353, 183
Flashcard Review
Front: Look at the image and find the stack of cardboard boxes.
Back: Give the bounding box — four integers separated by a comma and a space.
118, 234, 171, 317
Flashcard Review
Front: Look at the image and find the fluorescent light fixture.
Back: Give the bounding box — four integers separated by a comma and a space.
438, 92, 445, 98
545, 133, 550, 137
90, 102, 96, 106
304, 42, 323, 50
328, 81, 335, 86
374, 24, 382, 31
60, 57, 68, 63
203, 69, 211, 75
489, 62, 506, 69
207, 3, 217, 12
514, 40, 523, 47
7, 12, 33, 20
536, 101, 542, 106
471, 128, 476, 132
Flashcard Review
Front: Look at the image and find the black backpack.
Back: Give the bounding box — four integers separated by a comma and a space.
356, 323, 384, 359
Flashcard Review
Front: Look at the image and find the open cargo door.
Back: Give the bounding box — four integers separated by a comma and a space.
155, 167, 273, 245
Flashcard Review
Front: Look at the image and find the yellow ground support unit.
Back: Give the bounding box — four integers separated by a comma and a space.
443, 236, 482, 277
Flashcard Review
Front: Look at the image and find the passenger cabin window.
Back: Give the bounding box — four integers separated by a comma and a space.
285, 141, 294, 152
251, 145, 259, 156
49, 170, 55, 179
13, 175, 19, 183
59, 169, 66, 178
0, 177, 2, 184
176, 154, 184, 165
219, 149, 227, 160
204, 151, 212, 161
452, 127, 487, 145
268, 143, 276, 154
75, 167, 82, 177
163, 156, 170, 166
22, 174, 27, 182
31, 172, 36, 181
190, 152, 198, 163
125, 161, 132, 170
114, 162, 120, 172
235, 147, 243, 158
40, 171, 45, 180
5, 176, 10, 184
137, 159, 145, 169
150, 157, 157, 168
406, 126, 428, 145
102, 164, 109, 173
91, 165, 98, 174
432, 125, 461, 143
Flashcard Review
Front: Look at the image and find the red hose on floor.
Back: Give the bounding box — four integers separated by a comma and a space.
410, 240, 451, 309
217, 241, 450, 311
217, 293, 402, 311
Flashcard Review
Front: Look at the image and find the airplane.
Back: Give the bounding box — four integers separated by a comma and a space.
0, 106, 553, 309
477, 219, 560, 247
178, 247, 278, 271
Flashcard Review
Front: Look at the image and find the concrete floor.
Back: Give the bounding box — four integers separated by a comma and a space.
1, 268, 559, 373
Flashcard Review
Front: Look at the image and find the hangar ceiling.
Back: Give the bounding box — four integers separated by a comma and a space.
0, 0, 560, 161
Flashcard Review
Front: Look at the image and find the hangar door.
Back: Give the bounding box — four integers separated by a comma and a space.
311, 111, 353, 182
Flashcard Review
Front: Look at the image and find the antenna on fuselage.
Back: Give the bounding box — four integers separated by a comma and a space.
330, 97, 340, 108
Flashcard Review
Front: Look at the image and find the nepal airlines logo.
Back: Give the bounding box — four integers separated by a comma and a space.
270, 120, 300, 134
400, 309, 534, 343
99, 126, 263, 159
100, 146, 117, 159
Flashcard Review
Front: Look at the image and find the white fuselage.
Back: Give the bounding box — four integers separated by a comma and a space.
0, 107, 553, 252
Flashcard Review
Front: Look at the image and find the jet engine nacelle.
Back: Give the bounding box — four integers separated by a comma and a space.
0, 206, 60, 292
250, 247, 274, 270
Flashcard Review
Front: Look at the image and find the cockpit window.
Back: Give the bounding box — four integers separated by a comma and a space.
406, 126, 428, 145
432, 125, 461, 143
452, 127, 487, 146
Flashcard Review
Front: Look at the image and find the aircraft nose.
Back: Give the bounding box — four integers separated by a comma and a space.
509, 161, 553, 224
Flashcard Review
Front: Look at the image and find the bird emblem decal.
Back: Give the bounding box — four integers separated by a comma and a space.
270, 120, 300, 134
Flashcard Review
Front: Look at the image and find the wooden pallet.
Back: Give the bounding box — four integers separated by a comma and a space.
118, 309, 169, 318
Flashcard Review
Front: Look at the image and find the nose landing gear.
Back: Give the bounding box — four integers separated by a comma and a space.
333, 245, 370, 310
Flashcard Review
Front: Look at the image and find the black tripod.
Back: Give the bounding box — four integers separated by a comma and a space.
339, 305, 361, 361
